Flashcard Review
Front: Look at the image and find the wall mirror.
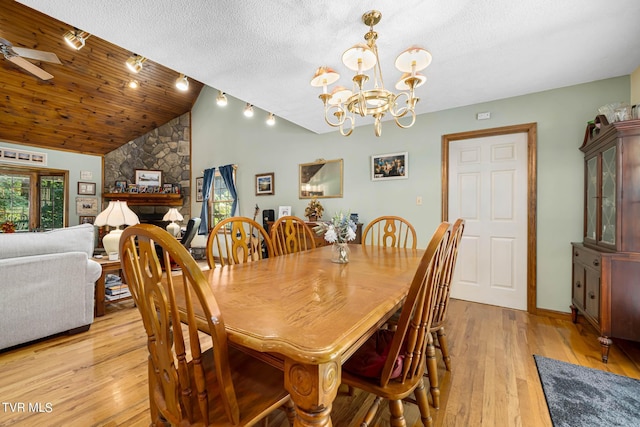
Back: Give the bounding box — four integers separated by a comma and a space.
299, 159, 343, 199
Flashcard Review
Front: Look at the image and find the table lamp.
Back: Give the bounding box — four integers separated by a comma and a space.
163, 208, 183, 237
94, 201, 140, 259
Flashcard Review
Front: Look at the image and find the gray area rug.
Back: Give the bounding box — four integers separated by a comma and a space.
534, 355, 640, 427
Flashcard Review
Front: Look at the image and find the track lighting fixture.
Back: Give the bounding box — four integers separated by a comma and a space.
175, 74, 189, 91
243, 103, 254, 117
216, 91, 228, 106
63, 28, 90, 50
125, 54, 146, 73
266, 113, 276, 126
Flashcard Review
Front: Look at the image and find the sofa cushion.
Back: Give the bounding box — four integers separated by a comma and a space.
0, 224, 95, 260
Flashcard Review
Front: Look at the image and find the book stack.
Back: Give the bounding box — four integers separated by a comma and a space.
105, 273, 131, 301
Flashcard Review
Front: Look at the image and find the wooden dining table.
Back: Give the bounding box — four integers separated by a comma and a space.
173, 244, 425, 426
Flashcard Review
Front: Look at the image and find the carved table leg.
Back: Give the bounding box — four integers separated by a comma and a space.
284, 358, 339, 427
570, 304, 578, 323
598, 336, 612, 363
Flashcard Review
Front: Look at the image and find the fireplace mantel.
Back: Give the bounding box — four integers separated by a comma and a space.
102, 192, 183, 207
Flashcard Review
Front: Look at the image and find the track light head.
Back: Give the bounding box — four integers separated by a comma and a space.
63, 28, 89, 50
216, 91, 228, 106
126, 55, 146, 73
175, 74, 189, 91
266, 113, 276, 126
244, 103, 254, 117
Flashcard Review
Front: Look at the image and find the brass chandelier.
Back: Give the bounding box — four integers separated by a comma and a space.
310, 10, 431, 137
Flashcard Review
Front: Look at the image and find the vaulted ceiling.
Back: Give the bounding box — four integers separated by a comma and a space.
0, 0, 203, 156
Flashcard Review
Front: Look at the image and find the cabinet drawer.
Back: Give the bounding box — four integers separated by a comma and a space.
571, 262, 586, 310
585, 271, 600, 322
573, 246, 601, 270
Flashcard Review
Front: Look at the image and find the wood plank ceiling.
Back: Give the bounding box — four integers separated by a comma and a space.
0, 0, 203, 156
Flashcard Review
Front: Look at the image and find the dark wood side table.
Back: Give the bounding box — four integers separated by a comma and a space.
93, 257, 128, 317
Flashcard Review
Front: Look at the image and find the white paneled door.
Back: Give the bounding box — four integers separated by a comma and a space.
448, 133, 528, 310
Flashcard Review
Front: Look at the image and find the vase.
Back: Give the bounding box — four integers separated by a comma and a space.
331, 242, 350, 264
308, 215, 318, 222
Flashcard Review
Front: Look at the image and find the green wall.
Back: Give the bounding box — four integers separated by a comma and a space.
0, 141, 102, 226
191, 76, 630, 313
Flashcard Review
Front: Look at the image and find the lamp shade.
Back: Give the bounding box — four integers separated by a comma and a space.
94, 201, 140, 258
342, 43, 377, 72
95, 201, 140, 227
310, 66, 340, 88
395, 46, 432, 73
163, 208, 183, 222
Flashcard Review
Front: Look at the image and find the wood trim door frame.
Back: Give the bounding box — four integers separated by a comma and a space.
441, 123, 538, 313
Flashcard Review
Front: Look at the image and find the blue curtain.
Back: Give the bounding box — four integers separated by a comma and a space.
219, 164, 238, 217
198, 167, 215, 234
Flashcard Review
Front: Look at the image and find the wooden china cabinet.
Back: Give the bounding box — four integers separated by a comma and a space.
571, 115, 640, 362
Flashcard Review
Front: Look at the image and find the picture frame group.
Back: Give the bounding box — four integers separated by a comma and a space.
255, 172, 274, 196
371, 151, 408, 181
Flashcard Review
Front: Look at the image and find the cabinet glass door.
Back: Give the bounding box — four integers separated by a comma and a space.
600, 146, 616, 245
585, 156, 597, 240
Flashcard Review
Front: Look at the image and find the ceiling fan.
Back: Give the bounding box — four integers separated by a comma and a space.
0, 37, 61, 80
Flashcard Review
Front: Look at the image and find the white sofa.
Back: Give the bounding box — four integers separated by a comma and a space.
0, 224, 101, 350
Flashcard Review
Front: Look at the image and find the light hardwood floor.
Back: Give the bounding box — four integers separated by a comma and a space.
1, 298, 639, 426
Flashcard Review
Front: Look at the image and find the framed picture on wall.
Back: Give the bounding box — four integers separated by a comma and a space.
195, 177, 204, 202
135, 169, 162, 187
76, 197, 98, 215
255, 172, 274, 196
371, 151, 408, 181
79, 215, 95, 224
278, 206, 291, 219
77, 181, 96, 195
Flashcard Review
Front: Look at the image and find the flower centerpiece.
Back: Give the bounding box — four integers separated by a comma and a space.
313, 211, 357, 263
304, 197, 324, 221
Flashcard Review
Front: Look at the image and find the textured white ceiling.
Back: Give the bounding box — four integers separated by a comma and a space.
18, 0, 640, 134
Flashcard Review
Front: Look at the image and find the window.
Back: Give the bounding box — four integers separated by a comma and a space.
210, 172, 233, 227
39, 175, 65, 229
0, 166, 68, 231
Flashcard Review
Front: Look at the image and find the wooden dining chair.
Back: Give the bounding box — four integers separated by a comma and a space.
361, 215, 417, 249
270, 215, 316, 256
120, 224, 295, 426
426, 218, 465, 409
205, 217, 274, 269
341, 222, 451, 427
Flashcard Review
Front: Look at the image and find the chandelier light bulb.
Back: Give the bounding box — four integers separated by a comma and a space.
128, 79, 139, 89
244, 103, 254, 118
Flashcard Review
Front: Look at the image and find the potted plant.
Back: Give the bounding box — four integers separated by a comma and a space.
304, 197, 324, 221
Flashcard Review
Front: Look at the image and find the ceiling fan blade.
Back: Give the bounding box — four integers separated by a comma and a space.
7, 55, 54, 80
12, 47, 61, 64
